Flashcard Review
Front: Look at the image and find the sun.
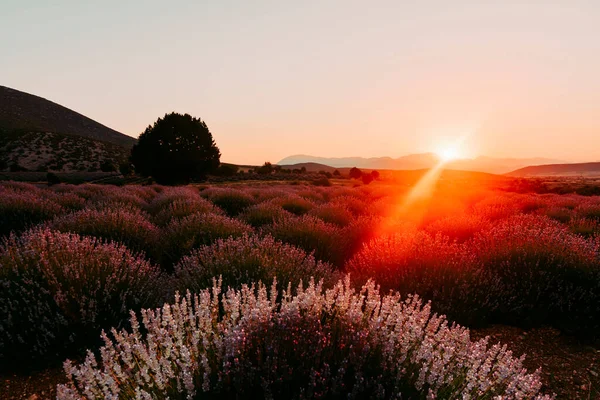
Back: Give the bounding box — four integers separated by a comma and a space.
437, 147, 460, 162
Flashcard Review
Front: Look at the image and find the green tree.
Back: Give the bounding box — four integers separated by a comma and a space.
130, 113, 220, 185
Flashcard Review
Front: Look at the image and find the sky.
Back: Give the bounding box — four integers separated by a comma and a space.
2, 1, 600, 164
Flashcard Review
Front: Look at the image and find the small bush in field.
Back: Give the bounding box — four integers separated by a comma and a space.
58, 278, 550, 399
345, 231, 481, 323
0, 189, 63, 237
543, 206, 572, 223
153, 196, 222, 226
330, 195, 368, 216
46, 190, 86, 211
237, 201, 293, 228
471, 214, 600, 335
161, 212, 253, 269
201, 187, 255, 216
309, 203, 353, 226
0, 229, 162, 369
49, 208, 160, 257
569, 217, 600, 238
146, 186, 200, 214
423, 213, 491, 242
261, 215, 339, 265
273, 195, 315, 215
174, 235, 335, 293
574, 201, 600, 221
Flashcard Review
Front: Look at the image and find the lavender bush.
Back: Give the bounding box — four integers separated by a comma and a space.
58, 278, 551, 399
161, 212, 253, 269
49, 208, 160, 257
174, 235, 336, 294
0, 229, 162, 369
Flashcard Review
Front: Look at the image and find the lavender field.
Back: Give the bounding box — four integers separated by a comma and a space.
1, 180, 599, 399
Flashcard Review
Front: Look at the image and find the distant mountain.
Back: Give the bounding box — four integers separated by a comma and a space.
278, 154, 563, 174
0, 85, 135, 147
507, 162, 600, 177
0, 85, 135, 172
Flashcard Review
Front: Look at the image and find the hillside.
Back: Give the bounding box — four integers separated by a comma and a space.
0, 85, 135, 147
278, 154, 563, 174
0, 85, 136, 173
0, 130, 129, 173
507, 162, 600, 177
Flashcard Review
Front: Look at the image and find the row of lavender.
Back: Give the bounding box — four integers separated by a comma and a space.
2, 181, 599, 397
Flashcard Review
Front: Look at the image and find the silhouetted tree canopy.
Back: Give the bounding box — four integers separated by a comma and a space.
361, 173, 374, 185
371, 170, 380, 179
256, 162, 274, 175
349, 167, 362, 179
333, 169, 341, 176
130, 113, 221, 185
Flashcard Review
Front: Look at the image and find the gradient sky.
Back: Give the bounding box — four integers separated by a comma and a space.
2, 1, 599, 164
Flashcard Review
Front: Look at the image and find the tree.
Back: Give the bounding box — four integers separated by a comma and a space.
256, 162, 274, 175
333, 169, 341, 177
361, 173, 374, 185
130, 113, 220, 185
371, 170, 380, 180
349, 167, 362, 179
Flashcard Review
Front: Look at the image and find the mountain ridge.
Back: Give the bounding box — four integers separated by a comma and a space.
278, 154, 564, 175
0, 85, 135, 147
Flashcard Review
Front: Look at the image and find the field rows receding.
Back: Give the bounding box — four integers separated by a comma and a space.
1, 180, 599, 399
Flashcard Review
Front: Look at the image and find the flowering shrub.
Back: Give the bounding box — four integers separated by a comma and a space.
0, 188, 64, 237
201, 187, 255, 216
345, 230, 482, 323
174, 235, 336, 293
146, 187, 201, 215
0, 229, 162, 369
237, 201, 294, 228
261, 215, 340, 265
471, 215, 600, 334
308, 203, 353, 226
569, 217, 600, 238
272, 195, 315, 215
48, 208, 160, 257
57, 278, 551, 399
161, 212, 253, 269
152, 197, 222, 226
423, 213, 491, 243
330, 195, 368, 216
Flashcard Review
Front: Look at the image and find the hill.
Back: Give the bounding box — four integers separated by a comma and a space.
278, 154, 563, 174
0, 85, 135, 147
507, 162, 600, 177
0, 130, 129, 173
0, 85, 135, 173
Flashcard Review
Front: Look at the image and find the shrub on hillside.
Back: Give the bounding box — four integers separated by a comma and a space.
58, 278, 550, 399
161, 212, 253, 269
0, 229, 162, 369
48, 208, 159, 257
174, 235, 335, 293
201, 187, 256, 216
